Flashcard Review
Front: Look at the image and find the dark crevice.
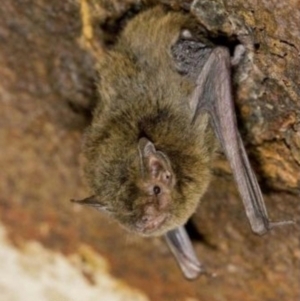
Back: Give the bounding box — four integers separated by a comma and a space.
185, 219, 218, 250
279, 39, 299, 51
208, 34, 240, 56
254, 43, 260, 50
270, 52, 287, 59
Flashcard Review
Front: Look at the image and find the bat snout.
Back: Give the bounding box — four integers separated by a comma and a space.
135, 206, 168, 234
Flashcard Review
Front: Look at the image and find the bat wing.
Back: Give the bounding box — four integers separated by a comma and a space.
165, 45, 294, 279
165, 226, 205, 279
189, 47, 292, 234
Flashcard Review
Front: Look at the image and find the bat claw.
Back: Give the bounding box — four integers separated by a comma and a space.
197, 266, 217, 279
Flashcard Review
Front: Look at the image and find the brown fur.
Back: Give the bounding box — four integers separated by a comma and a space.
83, 6, 217, 236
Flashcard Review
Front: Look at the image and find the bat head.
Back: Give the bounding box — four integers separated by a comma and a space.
74, 108, 216, 236
132, 137, 176, 235
74, 137, 180, 236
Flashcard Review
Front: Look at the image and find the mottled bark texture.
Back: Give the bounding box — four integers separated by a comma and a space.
0, 1, 299, 301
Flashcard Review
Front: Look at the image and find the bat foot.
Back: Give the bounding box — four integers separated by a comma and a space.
183, 262, 206, 280
183, 263, 218, 281
197, 266, 218, 279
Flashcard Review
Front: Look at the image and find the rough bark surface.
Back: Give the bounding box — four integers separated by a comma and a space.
0, 1, 299, 301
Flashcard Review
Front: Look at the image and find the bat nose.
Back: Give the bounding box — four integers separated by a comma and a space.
135, 209, 167, 232
157, 193, 170, 210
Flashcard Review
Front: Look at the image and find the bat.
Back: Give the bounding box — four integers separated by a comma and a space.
72, 5, 293, 279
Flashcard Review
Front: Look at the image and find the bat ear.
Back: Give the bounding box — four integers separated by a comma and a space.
147, 153, 167, 179
70, 195, 108, 211
138, 137, 156, 157
138, 138, 172, 181
138, 138, 160, 177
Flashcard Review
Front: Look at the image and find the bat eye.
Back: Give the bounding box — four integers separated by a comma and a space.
164, 172, 171, 181
153, 186, 161, 195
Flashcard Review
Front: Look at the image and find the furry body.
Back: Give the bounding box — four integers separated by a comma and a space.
83, 7, 216, 236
